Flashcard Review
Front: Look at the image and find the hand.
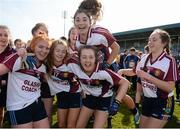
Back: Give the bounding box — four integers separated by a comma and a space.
118, 69, 124, 76
22, 54, 36, 69
1, 80, 6, 86
17, 48, 27, 57
136, 69, 151, 81
0, 80, 6, 86
109, 99, 120, 116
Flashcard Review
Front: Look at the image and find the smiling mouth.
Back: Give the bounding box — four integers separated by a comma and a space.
78, 26, 86, 30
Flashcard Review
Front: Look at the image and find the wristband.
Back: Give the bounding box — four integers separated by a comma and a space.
115, 99, 121, 105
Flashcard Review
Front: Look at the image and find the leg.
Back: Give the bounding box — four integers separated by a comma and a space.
135, 82, 142, 108
57, 109, 68, 128
139, 115, 149, 128
93, 110, 108, 128
141, 116, 167, 128
76, 106, 94, 128
12, 122, 33, 128
122, 94, 135, 109
67, 108, 81, 128
42, 98, 53, 125
175, 80, 180, 100
107, 115, 112, 128
33, 117, 50, 128
0, 107, 5, 127
122, 94, 140, 124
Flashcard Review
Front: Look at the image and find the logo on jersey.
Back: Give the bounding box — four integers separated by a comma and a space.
154, 69, 161, 77
63, 72, 69, 78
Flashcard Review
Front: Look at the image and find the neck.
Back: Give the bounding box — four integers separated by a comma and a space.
0, 46, 7, 53
85, 71, 92, 76
54, 61, 63, 66
70, 42, 75, 49
79, 32, 88, 42
79, 27, 89, 43
151, 50, 164, 61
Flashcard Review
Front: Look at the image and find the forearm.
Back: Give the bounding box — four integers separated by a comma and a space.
148, 75, 175, 93
107, 42, 120, 65
135, 83, 142, 103
118, 68, 136, 76
115, 78, 130, 103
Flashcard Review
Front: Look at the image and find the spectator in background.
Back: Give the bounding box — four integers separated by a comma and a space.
31, 23, 48, 38
14, 39, 25, 51
123, 47, 140, 91
119, 49, 128, 69
144, 45, 149, 54
137, 50, 143, 59
110, 54, 121, 72
123, 47, 140, 69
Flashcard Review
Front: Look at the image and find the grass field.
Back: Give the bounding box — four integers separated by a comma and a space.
50, 96, 180, 128
4, 95, 180, 128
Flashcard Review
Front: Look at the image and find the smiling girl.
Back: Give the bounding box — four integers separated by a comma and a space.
0, 25, 16, 127
46, 39, 82, 128
136, 29, 179, 128
0, 36, 51, 128
68, 45, 129, 128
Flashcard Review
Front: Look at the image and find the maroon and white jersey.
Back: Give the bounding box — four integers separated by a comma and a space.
67, 58, 122, 97
0, 46, 16, 86
3, 53, 45, 111
75, 25, 116, 62
136, 52, 178, 98
47, 64, 81, 96
68, 46, 78, 55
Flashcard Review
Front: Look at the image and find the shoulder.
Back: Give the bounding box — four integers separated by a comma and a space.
66, 54, 79, 65
91, 25, 110, 34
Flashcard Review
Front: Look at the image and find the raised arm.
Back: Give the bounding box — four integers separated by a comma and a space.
108, 41, 120, 65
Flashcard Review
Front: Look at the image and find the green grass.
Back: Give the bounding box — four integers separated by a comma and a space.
3, 96, 180, 128
50, 94, 180, 128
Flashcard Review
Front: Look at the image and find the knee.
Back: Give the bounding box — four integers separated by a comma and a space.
67, 123, 76, 128
58, 121, 66, 128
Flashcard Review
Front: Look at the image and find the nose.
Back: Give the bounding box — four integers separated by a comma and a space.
148, 39, 152, 45
42, 47, 49, 54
